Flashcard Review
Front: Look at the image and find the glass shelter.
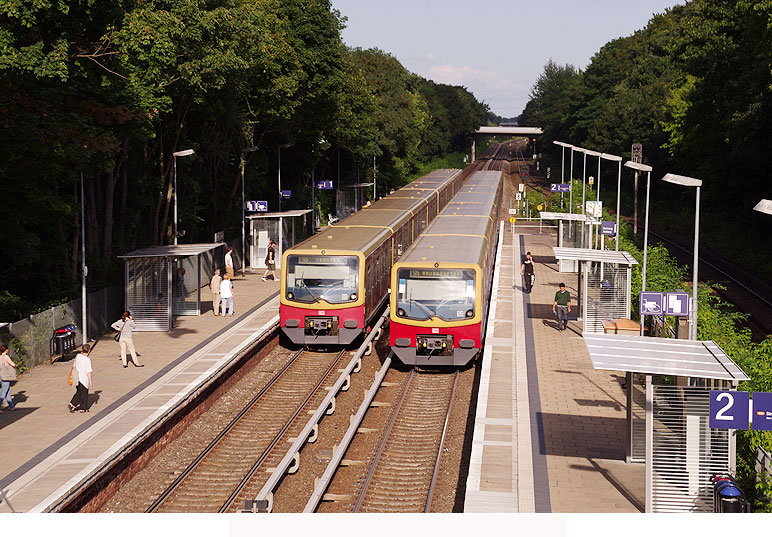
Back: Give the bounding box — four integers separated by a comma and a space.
539, 212, 594, 272
118, 244, 223, 331
247, 209, 312, 271
583, 334, 749, 512
552, 247, 637, 334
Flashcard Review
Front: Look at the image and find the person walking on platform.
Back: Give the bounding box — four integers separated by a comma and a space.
520, 251, 535, 293
552, 283, 571, 331
68, 343, 93, 413
210, 268, 222, 316
0, 344, 18, 410
111, 311, 144, 368
220, 273, 234, 316
225, 246, 235, 280
262, 240, 276, 281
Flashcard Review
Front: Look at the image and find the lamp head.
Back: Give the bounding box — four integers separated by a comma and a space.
662, 173, 702, 187
753, 199, 772, 215
173, 149, 195, 157
624, 161, 652, 173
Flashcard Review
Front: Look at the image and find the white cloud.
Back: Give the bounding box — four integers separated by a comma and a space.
424, 64, 530, 115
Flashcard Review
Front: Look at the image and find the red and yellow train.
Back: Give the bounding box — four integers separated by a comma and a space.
389, 170, 503, 366
280, 169, 464, 346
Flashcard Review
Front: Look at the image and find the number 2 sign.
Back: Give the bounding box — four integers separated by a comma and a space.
710, 390, 750, 430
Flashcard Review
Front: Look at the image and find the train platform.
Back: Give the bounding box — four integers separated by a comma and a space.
0, 272, 280, 513
464, 222, 644, 513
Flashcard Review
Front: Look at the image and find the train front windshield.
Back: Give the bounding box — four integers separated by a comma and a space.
286, 255, 359, 304
396, 268, 475, 321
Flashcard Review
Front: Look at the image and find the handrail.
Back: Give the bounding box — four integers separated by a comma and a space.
247, 308, 390, 513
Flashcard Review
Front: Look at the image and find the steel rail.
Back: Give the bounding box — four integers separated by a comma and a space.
145, 346, 304, 513
424, 370, 459, 513
302, 352, 394, 513
217, 349, 346, 512
352, 369, 416, 512
250, 308, 390, 513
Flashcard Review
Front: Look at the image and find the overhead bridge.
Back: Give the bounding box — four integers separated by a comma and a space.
472, 126, 543, 160
475, 126, 543, 135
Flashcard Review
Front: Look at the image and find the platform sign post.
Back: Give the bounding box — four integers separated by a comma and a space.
665, 292, 690, 317
601, 221, 616, 236
752, 392, 772, 431
246, 200, 268, 212
710, 390, 750, 430
639, 292, 664, 316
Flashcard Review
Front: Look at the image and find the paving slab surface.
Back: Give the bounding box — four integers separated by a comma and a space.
465, 220, 644, 513
0, 272, 280, 513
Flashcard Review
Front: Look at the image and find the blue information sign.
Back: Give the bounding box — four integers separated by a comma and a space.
600, 221, 616, 236
752, 392, 772, 431
245, 200, 267, 212
665, 291, 690, 317
550, 183, 570, 193
639, 291, 664, 315
710, 390, 750, 430
280, 190, 291, 200
315, 180, 334, 190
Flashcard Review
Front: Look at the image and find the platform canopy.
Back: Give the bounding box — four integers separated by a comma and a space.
246, 209, 311, 219
119, 243, 221, 259
552, 247, 638, 266
582, 333, 749, 381
540, 211, 592, 222
475, 126, 543, 135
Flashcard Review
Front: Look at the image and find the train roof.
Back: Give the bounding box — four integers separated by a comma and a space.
395, 170, 502, 267
287, 168, 461, 256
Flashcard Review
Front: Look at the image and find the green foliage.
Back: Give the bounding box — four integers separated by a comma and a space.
0, 0, 489, 320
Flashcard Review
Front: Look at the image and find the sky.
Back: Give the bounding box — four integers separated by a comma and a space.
332, 0, 686, 118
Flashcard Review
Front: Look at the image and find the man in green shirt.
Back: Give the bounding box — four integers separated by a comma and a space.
552, 283, 571, 331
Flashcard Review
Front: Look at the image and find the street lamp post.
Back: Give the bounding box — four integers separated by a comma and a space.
80, 171, 87, 344
569, 145, 575, 213
172, 149, 195, 245
601, 153, 623, 250
278, 143, 293, 212
553, 141, 573, 209
624, 161, 653, 335
241, 145, 259, 277
583, 150, 601, 248
663, 173, 703, 341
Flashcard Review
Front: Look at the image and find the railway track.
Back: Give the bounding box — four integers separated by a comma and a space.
307, 363, 459, 513
146, 347, 348, 513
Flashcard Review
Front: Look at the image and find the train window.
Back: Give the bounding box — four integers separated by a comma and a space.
285, 255, 359, 304
395, 268, 476, 321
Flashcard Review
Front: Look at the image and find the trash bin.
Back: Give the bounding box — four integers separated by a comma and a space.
711, 473, 749, 513
52, 324, 78, 356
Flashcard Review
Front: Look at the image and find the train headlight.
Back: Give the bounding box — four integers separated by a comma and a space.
465, 309, 474, 318
397, 308, 405, 317
287, 292, 294, 299
350, 293, 357, 301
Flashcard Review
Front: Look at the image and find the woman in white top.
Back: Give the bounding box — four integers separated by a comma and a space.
68, 343, 93, 413
220, 274, 234, 316
111, 311, 144, 368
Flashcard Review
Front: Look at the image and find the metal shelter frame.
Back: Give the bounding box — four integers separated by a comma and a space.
553, 247, 637, 333
119, 243, 222, 331
247, 209, 312, 271
583, 333, 749, 512
540, 212, 594, 272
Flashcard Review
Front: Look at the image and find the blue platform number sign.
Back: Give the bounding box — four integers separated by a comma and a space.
315, 180, 333, 190
550, 183, 571, 193
710, 390, 750, 430
752, 392, 772, 431
280, 190, 291, 200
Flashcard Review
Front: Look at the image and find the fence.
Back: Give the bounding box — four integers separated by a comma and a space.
0, 283, 123, 369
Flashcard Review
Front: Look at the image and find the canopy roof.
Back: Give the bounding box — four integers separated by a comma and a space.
539, 211, 592, 222
247, 209, 311, 219
583, 333, 749, 381
553, 247, 638, 265
119, 243, 221, 259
